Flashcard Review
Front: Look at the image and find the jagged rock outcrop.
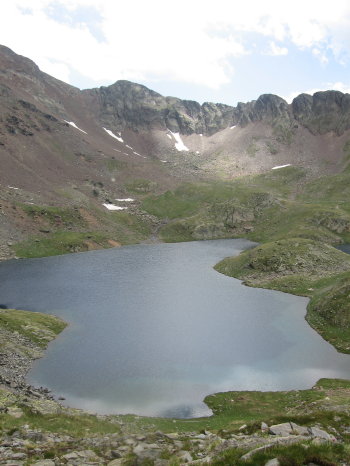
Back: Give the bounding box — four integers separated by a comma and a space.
292, 90, 350, 135
85, 81, 293, 135
84, 80, 238, 135
3, 44, 350, 138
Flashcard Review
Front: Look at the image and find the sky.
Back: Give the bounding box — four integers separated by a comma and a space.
2, 0, 350, 106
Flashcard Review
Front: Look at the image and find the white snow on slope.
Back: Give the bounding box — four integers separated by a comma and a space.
115, 198, 135, 202
272, 164, 291, 170
167, 134, 172, 140
230, 125, 236, 129
64, 120, 87, 134
103, 127, 124, 143
169, 131, 189, 151
8, 186, 19, 190
103, 203, 128, 211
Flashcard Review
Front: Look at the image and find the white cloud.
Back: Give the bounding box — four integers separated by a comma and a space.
284, 82, 350, 103
37, 57, 71, 83
266, 41, 288, 56
312, 48, 328, 65
1, 1, 350, 90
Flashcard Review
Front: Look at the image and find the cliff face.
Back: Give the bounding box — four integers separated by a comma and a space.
85, 81, 294, 135
292, 91, 350, 135
2, 44, 350, 138
86, 82, 350, 137
84, 80, 237, 135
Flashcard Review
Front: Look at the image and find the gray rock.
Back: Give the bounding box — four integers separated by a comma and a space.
308, 426, 336, 441
290, 422, 309, 436
261, 422, 269, 432
177, 450, 193, 462
7, 407, 23, 418
265, 459, 280, 466
269, 422, 293, 436
311, 438, 328, 446
107, 460, 124, 466
31, 461, 56, 466
10, 453, 27, 460
133, 443, 145, 454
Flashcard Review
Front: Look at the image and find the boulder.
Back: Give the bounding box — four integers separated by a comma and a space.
265, 459, 280, 466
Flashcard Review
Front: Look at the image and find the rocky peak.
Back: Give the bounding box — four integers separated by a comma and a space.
0, 45, 41, 78
293, 90, 350, 134
3, 45, 350, 138
253, 94, 290, 121
86, 82, 295, 136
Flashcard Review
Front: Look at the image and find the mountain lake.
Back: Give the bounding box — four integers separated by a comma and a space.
0, 239, 350, 418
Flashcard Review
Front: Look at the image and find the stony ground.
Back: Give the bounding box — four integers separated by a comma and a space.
0, 419, 343, 465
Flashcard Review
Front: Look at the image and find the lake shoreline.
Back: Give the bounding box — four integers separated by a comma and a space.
0, 242, 346, 417
0, 309, 67, 408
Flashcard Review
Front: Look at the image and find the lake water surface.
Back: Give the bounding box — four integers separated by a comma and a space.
0, 239, 350, 418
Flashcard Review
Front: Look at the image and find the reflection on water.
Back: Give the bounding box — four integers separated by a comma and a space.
0, 239, 350, 418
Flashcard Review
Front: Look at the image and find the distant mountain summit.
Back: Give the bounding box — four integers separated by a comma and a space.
1, 44, 350, 137
0, 43, 350, 205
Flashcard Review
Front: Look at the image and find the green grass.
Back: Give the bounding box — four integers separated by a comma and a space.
110, 211, 152, 238
0, 404, 120, 437
144, 168, 306, 217
211, 442, 349, 466
20, 204, 86, 228
0, 309, 66, 348
106, 158, 127, 171
14, 231, 111, 258
110, 377, 350, 436
215, 238, 350, 286
124, 178, 157, 193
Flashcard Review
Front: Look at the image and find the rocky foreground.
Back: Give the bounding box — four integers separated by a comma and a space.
0, 420, 342, 465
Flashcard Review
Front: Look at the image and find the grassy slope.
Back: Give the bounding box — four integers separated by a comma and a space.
13, 204, 152, 258
0, 308, 66, 348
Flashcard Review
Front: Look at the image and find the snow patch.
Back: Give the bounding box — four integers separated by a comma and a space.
8, 186, 19, 190
167, 134, 172, 140
132, 151, 147, 159
115, 198, 135, 202
196, 151, 200, 154
230, 125, 236, 129
161, 160, 168, 163
103, 127, 123, 143
272, 164, 292, 170
200, 133, 203, 137
103, 203, 128, 211
169, 131, 189, 152
64, 120, 87, 134
113, 149, 122, 153
125, 144, 133, 149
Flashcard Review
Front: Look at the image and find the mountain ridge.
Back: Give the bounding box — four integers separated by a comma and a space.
2, 44, 350, 137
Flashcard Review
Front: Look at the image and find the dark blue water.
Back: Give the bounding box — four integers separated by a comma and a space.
338, 244, 350, 254
0, 239, 349, 418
